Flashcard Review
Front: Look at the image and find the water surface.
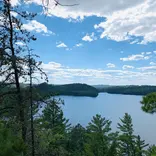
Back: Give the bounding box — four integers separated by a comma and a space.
59, 93, 156, 145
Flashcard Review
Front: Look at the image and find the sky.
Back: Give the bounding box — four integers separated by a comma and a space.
11, 0, 156, 85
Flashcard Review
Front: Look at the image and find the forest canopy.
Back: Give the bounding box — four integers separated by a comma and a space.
94, 85, 156, 96
35, 83, 99, 97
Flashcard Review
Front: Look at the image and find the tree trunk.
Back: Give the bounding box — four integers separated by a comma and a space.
7, 0, 26, 143
29, 55, 35, 156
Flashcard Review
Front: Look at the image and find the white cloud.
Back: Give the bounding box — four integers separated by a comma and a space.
14, 0, 156, 44
10, 0, 19, 6
94, 0, 156, 44
26, 0, 143, 20
56, 42, 67, 48
15, 42, 26, 46
82, 35, 93, 42
122, 65, 134, 70
150, 62, 156, 65
146, 52, 152, 55
141, 51, 152, 55
138, 66, 156, 71
107, 63, 116, 68
75, 43, 83, 47
130, 39, 139, 44
82, 33, 96, 42
120, 54, 150, 61
11, 11, 18, 17
41, 62, 62, 71
23, 20, 54, 35
38, 61, 156, 85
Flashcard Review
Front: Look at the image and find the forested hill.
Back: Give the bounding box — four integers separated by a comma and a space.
35, 83, 99, 97
94, 85, 156, 95
35, 84, 156, 96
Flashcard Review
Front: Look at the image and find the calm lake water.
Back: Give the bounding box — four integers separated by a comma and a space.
58, 93, 156, 145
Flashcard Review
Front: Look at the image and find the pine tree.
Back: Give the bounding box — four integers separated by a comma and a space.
107, 132, 119, 156
68, 124, 86, 156
141, 92, 156, 114
0, 120, 26, 156
117, 113, 136, 156
135, 135, 148, 156
40, 98, 70, 132
147, 145, 156, 156
36, 98, 70, 156
107, 140, 118, 156
0, 0, 36, 144
85, 114, 112, 156
0, 1, 49, 155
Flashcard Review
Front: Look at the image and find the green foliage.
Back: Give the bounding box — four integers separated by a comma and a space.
68, 124, 86, 156
141, 92, 156, 114
96, 85, 156, 95
85, 114, 112, 156
37, 131, 69, 156
117, 113, 149, 156
147, 145, 156, 156
35, 98, 71, 156
35, 83, 99, 97
0, 121, 26, 156
40, 98, 70, 133
118, 113, 136, 156
135, 135, 149, 156
107, 140, 119, 156
0, 96, 153, 156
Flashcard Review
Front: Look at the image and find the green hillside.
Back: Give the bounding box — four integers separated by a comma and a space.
35, 83, 99, 97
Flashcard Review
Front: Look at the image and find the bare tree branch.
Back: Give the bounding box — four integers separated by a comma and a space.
53, 0, 79, 7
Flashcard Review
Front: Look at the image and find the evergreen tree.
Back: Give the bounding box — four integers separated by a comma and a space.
117, 113, 136, 156
0, 121, 26, 156
26, 48, 48, 156
107, 140, 118, 156
68, 124, 86, 156
40, 98, 70, 132
141, 92, 156, 114
36, 98, 70, 156
147, 145, 156, 156
107, 132, 119, 156
0, 0, 36, 144
135, 135, 148, 156
0, 1, 48, 155
85, 114, 112, 156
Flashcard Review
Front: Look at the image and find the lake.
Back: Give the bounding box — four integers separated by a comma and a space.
58, 93, 156, 145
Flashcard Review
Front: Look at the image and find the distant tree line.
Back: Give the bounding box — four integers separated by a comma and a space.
35, 83, 99, 97
96, 85, 156, 96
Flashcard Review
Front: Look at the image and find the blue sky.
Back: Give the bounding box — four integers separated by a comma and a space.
12, 0, 156, 85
